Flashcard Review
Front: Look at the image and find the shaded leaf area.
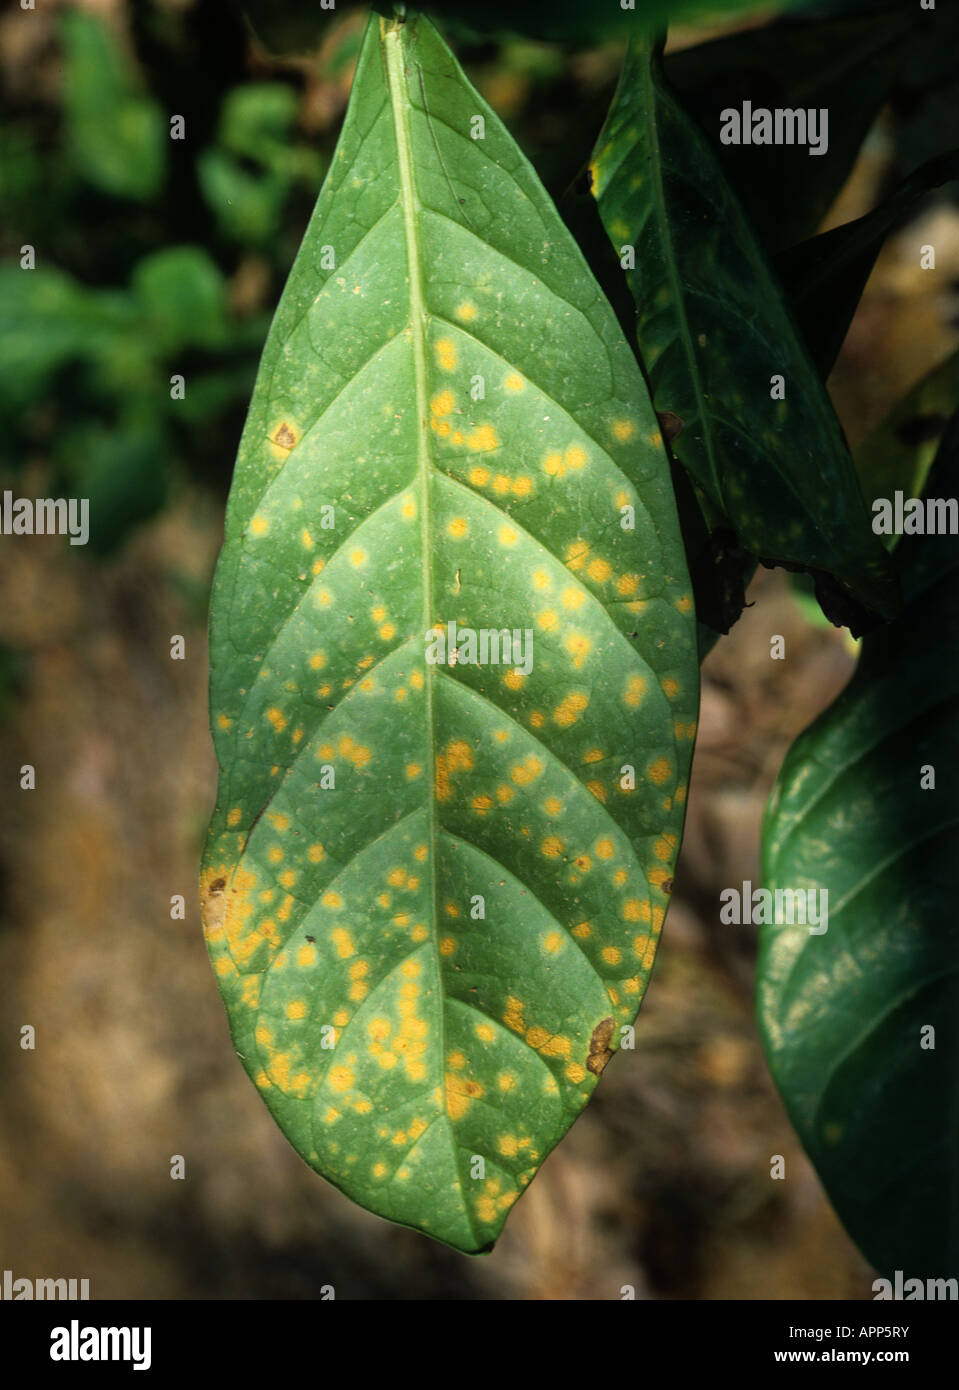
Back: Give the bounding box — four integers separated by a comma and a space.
758, 420, 959, 1277
238, 0, 816, 53
201, 12, 698, 1254
666, 6, 913, 256
855, 349, 959, 540
591, 36, 899, 635
778, 150, 959, 379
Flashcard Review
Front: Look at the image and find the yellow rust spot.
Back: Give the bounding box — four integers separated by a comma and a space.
648, 757, 672, 786
435, 738, 473, 801
510, 754, 543, 786
431, 389, 455, 417
445, 1072, 484, 1121
297, 943, 317, 968
612, 419, 636, 442
542, 931, 564, 954
455, 300, 478, 322
624, 674, 646, 708
625, 898, 652, 924
226, 807, 242, 828
662, 677, 680, 699
503, 996, 525, 1034
467, 424, 500, 453
266, 707, 287, 732
435, 338, 457, 371
448, 517, 469, 539
554, 691, 588, 728
331, 926, 355, 958
249, 515, 269, 537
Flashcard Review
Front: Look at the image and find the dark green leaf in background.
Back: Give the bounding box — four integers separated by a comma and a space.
591, 36, 900, 633
758, 421, 959, 1277
201, 11, 698, 1253
666, 6, 913, 256
60, 9, 166, 202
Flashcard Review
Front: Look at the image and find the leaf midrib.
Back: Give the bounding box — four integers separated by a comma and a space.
384, 16, 475, 1240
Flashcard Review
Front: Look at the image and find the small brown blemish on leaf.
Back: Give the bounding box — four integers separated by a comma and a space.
273, 422, 296, 449
657, 410, 685, 444
200, 874, 227, 936
662, 877, 674, 895
586, 1016, 615, 1076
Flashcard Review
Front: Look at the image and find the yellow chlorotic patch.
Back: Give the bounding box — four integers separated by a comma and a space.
250, 515, 269, 537
648, 757, 672, 786
266, 707, 286, 732
467, 424, 500, 453
455, 301, 478, 322
445, 1073, 484, 1121
435, 338, 457, 370
624, 674, 646, 708
601, 946, 621, 965
612, 419, 636, 441
431, 389, 455, 417
469, 465, 490, 487
541, 835, 563, 859
554, 691, 588, 728
286, 1000, 307, 1020
510, 754, 543, 786
498, 525, 517, 546
504, 373, 525, 393
542, 931, 564, 954
436, 738, 473, 802
565, 633, 592, 667
662, 677, 680, 698
448, 517, 469, 539
625, 899, 652, 924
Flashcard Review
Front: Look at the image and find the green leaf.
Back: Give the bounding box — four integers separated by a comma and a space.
778, 150, 959, 379
132, 248, 229, 355
0, 265, 135, 416
201, 11, 698, 1253
666, 6, 912, 256
854, 350, 959, 534
758, 421, 959, 1277
591, 36, 900, 633
60, 10, 165, 202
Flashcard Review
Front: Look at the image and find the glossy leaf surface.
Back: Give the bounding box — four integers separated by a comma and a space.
201, 12, 698, 1253
591, 36, 900, 630
758, 424, 959, 1276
